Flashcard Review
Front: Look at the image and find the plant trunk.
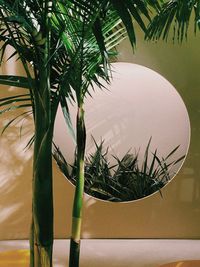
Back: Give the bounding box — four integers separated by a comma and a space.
30, 113, 55, 266
69, 105, 86, 267
30, 4, 56, 265
32, 103, 54, 267
31, 54, 55, 267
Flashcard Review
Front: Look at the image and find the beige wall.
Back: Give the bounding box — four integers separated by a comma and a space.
0, 57, 33, 239
0, 25, 200, 240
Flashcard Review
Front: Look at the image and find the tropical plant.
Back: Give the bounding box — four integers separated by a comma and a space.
0, 2, 57, 266
147, 0, 200, 41
0, 1, 162, 267
0, 6, 121, 267
65, 1, 198, 266
63, 2, 163, 266
54, 138, 185, 202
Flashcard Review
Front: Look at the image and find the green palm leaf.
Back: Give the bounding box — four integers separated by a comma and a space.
147, 0, 200, 41
0, 75, 32, 89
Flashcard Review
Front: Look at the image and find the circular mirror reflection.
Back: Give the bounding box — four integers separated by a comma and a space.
54, 63, 190, 202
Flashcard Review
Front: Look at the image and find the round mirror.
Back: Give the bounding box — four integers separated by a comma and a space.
54, 62, 190, 202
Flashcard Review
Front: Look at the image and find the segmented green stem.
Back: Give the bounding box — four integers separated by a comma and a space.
69, 105, 86, 267
31, 2, 55, 266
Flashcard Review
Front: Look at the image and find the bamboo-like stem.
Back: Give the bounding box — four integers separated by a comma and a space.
32, 101, 54, 267
31, 2, 55, 265
69, 104, 86, 267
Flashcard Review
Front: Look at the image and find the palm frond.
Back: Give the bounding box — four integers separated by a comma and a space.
0, 75, 32, 88
147, 0, 200, 42
109, 0, 161, 47
1, 110, 31, 135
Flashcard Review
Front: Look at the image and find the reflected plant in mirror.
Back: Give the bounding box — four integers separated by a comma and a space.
54, 138, 185, 202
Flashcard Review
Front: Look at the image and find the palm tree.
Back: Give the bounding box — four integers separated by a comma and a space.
0, 2, 63, 266
0, 1, 160, 267
61, 2, 161, 267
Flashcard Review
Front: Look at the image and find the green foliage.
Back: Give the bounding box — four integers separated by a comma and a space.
54, 138, 185, 202
0, 0, 163, 266
147, 0, 200, 42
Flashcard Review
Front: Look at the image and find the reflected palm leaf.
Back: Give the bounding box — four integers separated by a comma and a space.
54, 138, 185, 202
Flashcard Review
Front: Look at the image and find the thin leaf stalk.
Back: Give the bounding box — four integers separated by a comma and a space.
29, 218, 35, 267
69, 104, 86, 267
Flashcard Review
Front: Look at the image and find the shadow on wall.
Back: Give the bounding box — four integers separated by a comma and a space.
0, 86, 33, 239
0, 49, 33, 239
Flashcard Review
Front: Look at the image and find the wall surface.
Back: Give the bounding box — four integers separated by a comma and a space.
0, 24, 200, 240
